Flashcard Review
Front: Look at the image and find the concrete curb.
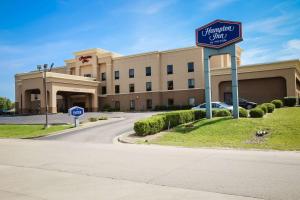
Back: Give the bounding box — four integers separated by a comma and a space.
113, 131, 136, 144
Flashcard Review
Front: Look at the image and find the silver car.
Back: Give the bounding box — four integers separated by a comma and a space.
191, 102, 233, 111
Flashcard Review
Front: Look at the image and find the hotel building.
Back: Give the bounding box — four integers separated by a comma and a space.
15, 46, 300, 113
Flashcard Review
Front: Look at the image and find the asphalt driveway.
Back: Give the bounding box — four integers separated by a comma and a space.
38, 112, 156, 143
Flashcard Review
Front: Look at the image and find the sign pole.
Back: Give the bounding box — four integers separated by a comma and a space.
231, 46, 239, 119
204, 49, 212, 119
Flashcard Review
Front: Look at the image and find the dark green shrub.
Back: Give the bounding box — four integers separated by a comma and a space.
147, 116, 165, 134
257, 104, 267, 114
193, 110, 206, 120
249, 108, 264, 118
283, 97, 297, 107
212, 109, 218, 117
98, 116, 108, 120
263, 103, 275, 113
89, 117, 98, 122
215, 109, 231, 117
271, 99, 283, 108
239, 108, 248, 118
134, 120, 150, 136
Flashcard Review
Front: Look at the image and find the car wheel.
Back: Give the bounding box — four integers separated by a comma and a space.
246, 105, 252, 109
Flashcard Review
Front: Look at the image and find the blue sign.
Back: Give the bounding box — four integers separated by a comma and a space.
196, 19, 242, 49
69, 106, 84, 118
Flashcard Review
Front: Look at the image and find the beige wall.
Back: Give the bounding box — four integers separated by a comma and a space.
15, 46, 300, 113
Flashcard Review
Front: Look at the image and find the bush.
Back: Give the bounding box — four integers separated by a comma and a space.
263, 103, 275, 113
249, 108, 264, 118
257, 104, 267, 115
89, 117, 98, 122
134, 120, 150, 136
193, 110, 206, 120
215, 109, 231, 117
271, 99, 283, 108
239, 108, 248, 118
283, 97, 298, 107
98, 116, 108, 120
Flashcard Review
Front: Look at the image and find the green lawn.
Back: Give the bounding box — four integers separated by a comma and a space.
150, 107, 300, 150
0, 124, 72, 139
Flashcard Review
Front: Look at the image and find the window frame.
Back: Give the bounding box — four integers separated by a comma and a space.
101, 72, 106, 81
146, 82, 152, 91
114, 71, 120, 80
115, 85, 120, 94
167, 64, 173, 75
101, 86, 107, 95
187, 62, 194, 72
188, 79, 195, 89
145, 66, 151, 76
129, 83, 135, 93
167, 80, 174, 90
129, 68, 134, 78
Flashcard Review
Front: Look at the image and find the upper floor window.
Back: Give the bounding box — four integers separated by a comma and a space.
129, 69, 134, 78
115, 85, 120, 94
115, 71, 120, 80
84, 74, 91, 78
188, 79, 195, 88
187, 62, 194, 72
167, 80, 173, 90
101, 86, 107, 95
129, 84, 135, 92
101, 72, 106, 81
167, 65, 173, 75
146, 82, 152, 91
145, 66, 151, 76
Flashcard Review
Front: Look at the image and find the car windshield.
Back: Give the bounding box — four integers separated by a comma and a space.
218, 102, 230, 107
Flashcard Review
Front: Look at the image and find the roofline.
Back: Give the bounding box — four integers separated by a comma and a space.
241, 59, 300, 68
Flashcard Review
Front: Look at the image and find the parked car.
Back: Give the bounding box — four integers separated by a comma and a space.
239, 98, 257, 109
191, 102, 234, 111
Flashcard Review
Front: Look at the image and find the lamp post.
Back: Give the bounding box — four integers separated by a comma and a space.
37, 63, 54, 129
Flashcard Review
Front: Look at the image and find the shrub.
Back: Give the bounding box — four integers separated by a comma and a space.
134, 120, 150, 136
271, 99, 283, 108
193, 110, 206, 120
283, 97, 298, 107
257, 104, 267, 115
249, 108, 264, 118
98, 116, 108, 120
215, 109, 231, 117
89, 117, 98, 122
263, 103, 275, 113
239, 107, 248, 118
147, 116, 165, 134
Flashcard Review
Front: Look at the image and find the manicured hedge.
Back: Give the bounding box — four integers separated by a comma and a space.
283, 97, 298, 107
134, 115, 166, 136
194, 110, 206, 120
263, 103, 275, 113
249, 108, 264, 118
215, 109, 231, 117
271, 99, 283, 108
257, 104, 267, 115
239, 108, 248, 118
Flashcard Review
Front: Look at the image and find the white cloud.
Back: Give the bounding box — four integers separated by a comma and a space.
241, 48, 271, 65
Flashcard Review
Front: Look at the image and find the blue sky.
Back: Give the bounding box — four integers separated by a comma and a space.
1, 0, 300, 100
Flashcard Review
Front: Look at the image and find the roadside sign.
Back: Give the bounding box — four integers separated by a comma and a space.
196, 19, 242, 49
68, 106, 84, 127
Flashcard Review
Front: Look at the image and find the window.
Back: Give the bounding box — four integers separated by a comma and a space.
129, 84, 135, 93
145, 66, 151, 76
188, 97, 195, 106
130, 100, 135, 110
115, 71, 119, 80
146, 99, 152, 110
115, 85, 120, 94
187, 62, 194, 72
84, 74, 91, 77
129, 68, 134, 78
188, 79, 195, 88
167, 80, 173, 90
115, 101, 120, 111
168, 98, 174, 106
167, 65, 173, 74
146, 82, 152, 91
101, 86, 107, 95
101, 72, 106, 81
